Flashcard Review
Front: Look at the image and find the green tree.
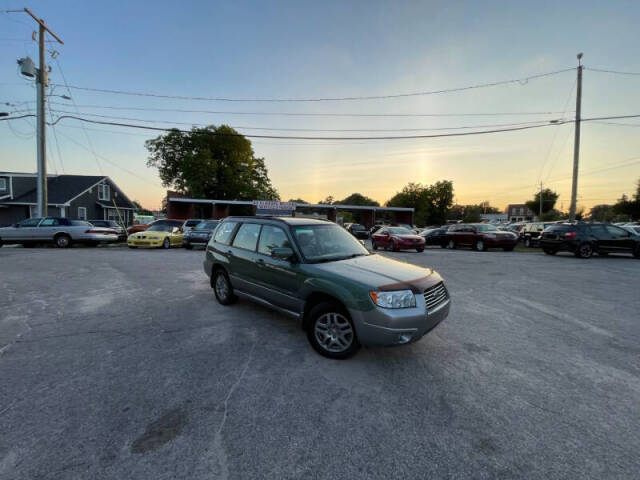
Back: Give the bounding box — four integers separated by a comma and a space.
288, 198, 309, 204
338, 193, 380, 206
386, 181, 454, 226
146, 125, 279, 201
318, 196, 334, 205
525, 188, 559, 216
612, 178, 640, 220
588, 204, 615, 222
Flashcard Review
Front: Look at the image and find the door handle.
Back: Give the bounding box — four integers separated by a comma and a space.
256, 258, 265, 267
226, 250, 234, 256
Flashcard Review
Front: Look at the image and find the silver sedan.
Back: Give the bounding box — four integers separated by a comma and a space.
0, 217, 118, 248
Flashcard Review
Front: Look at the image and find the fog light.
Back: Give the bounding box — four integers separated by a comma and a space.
398, 333, 413, 344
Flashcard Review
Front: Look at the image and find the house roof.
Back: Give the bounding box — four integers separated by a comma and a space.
0, 173, 135, 208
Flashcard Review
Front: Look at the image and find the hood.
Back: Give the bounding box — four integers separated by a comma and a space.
312, 254, 440, 292
392, 234, 423, 241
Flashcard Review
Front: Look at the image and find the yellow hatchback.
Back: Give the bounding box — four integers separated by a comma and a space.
127, 222, 184, 249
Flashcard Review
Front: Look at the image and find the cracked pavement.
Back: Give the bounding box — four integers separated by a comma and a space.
0, 246, 639, 479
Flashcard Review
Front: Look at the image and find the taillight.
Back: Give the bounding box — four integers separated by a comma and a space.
564, 231, 577, 239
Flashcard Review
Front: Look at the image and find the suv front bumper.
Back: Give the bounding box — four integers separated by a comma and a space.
349, 294, 450, 346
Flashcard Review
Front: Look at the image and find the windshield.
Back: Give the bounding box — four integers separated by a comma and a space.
292, 224, 369, 263
147, 224, 174, 232
476, 224, 498, 232
194, 221, 219, 230
387, 227, 413, 235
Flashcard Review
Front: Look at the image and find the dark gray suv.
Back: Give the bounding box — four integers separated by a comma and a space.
203, 217, 450, 359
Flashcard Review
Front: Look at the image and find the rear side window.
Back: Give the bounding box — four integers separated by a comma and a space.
232, 223, 261, 251
39, 218, 60, 227
214, 221, 238, 245
258, 225, 291, 256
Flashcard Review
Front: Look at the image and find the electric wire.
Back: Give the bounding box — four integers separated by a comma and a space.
48, 68, 575, 102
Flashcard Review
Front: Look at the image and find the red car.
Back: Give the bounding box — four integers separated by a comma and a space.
444, 223, 518, 251
372, 226, 426, 252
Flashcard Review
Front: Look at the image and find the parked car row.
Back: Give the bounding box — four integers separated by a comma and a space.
0, 217, 222, 249
0, 217, 120, 248
540, 222, 640, 258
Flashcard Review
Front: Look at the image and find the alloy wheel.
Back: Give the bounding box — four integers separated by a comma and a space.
314, 313, 354, 353
215, 274, 229, 301
579, 243, 593, 258
448, 240, 455, 249
476, 240, 484, 251
163, 238, 170, 249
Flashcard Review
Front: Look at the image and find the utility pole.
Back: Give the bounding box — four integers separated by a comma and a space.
14, 8, 64, 217
568, 53, 583, 221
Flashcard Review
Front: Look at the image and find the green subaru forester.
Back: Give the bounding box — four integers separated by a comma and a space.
204, 217, 450, 359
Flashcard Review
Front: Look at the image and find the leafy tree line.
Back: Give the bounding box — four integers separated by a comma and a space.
588, 178, 640, 221
146, 125, 279, 201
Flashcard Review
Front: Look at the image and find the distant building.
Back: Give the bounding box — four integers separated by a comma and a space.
480, 213, 508, 223
505, 204, 535, 222
0, 172, 136, 226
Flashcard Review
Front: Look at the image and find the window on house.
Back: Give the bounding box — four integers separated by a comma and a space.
0, 178, 7, 191
519, 208, 524, 215
98, 183, 110, 201
107, 208, 122, 222
78, 207, 87, 220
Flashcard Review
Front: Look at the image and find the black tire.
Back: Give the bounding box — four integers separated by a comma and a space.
524, 238, 531, 248
212, 269, 237, 305
575, 242, 593, 259
306, 301, 360, 360
55, 234, 72, 249
503, 245, 515, 252
392, 241, 399, 252
128, 245, 137, 249
185, 243, 193, 250
162, 238, 171, 249
447, 239, 456, 249
633, 246, 640, 259
372, 242, 378, 250
416, 248, 424, 253
475, 239, 486, 252
0, 238, 3, 248
385, 241, 393, 252
543, 248, 557, 255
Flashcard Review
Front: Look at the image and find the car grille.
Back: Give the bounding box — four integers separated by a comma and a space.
423, 282, 449, 312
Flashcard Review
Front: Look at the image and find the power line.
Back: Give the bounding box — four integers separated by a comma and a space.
53, 128, 163, 188
48, 68, 575, 103
585, 67, 640, 76
45, 108, 557, 132
44, 101, 573, 118
50, 56, 104, 175
537, 78, 576, 183
6, 113, 640, 140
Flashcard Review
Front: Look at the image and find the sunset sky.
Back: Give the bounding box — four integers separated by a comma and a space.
2, 0, 640, 211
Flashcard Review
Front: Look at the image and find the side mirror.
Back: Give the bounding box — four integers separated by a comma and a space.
271, 247, 294, 261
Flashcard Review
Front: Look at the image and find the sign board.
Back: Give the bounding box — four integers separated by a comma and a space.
252, 201, 296, 211
253, 200, 296, 217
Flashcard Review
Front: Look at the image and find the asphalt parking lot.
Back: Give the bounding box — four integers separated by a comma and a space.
1, 246, 639, 479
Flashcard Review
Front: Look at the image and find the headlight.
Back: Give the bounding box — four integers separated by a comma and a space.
369, 290, 416, 309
